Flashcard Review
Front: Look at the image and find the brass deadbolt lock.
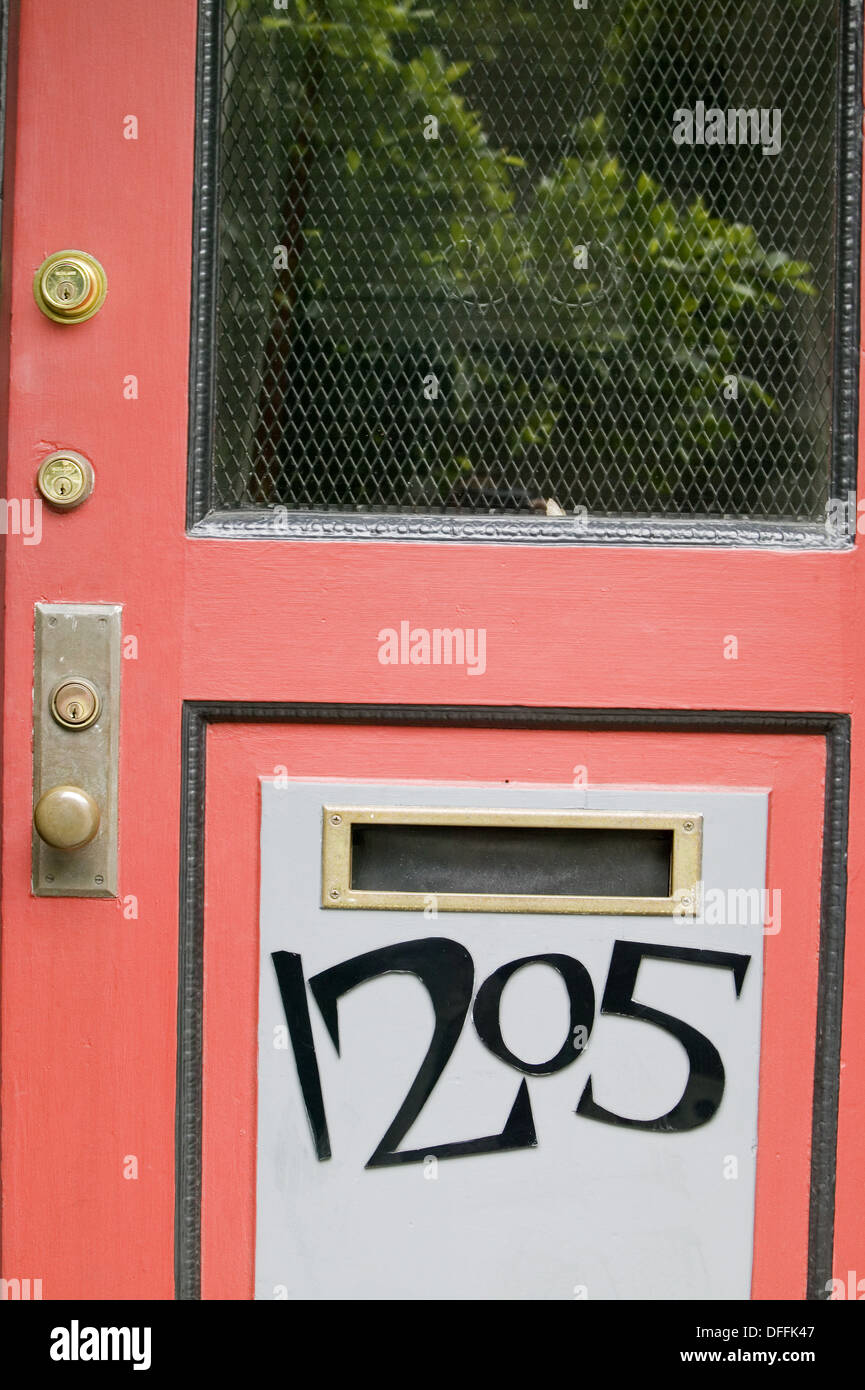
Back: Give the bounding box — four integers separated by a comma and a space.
36, 451, 94, 509
50, 677, 100, 730
33, 250, 107, 324
33, 785, 101, 850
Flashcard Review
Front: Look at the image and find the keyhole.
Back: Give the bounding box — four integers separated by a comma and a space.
66, 702, 83, 721
56, 478, 71, 496
58, 281, 75, 301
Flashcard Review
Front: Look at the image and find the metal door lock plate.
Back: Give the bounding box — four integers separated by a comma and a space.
33, 604, 121, 897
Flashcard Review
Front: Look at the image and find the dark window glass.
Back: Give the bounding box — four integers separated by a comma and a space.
212, 0, 840, 522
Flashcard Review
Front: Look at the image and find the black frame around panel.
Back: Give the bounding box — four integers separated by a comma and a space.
187, 0, 862, 546
175, 704, 850, 1300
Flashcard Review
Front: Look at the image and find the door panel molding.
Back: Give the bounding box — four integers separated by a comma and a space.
176, 703, 850, 1300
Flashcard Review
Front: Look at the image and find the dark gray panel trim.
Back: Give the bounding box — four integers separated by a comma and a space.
187, 1, 862, 545
176, 703, 849, 1300
833, 0, 863, 509
191, 510, 852, 549
187, 0, 222, 528
809, 713, 851, 1296
175, 702, 208, 1302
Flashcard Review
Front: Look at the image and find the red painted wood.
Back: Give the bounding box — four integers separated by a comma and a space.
0, 0, 862, 1299
201, 724, 824, 1300
0, 0, 197, 1300
182, 543, 854, 710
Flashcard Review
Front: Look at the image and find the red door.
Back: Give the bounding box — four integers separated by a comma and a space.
0, 0, 863, 1302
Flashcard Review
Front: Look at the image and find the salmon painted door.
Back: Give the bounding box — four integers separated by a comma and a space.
0, 0, 863, 1302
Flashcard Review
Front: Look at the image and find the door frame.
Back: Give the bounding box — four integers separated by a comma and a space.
0, 0, 859, 1304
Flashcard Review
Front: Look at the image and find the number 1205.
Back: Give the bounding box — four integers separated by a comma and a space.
272, 938, 750, 1170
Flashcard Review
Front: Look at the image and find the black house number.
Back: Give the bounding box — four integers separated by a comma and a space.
271, 938, 750, 1170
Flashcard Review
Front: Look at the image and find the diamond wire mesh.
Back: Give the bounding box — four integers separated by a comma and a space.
212, 0, 839, 520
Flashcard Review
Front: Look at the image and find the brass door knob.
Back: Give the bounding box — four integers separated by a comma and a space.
33, 785, 101, 850
33, 250, 107, 324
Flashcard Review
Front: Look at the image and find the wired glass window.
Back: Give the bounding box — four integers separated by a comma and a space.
209, 0, 844, 523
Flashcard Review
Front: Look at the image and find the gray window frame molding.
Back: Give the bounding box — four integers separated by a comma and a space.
187, 0, 863, 547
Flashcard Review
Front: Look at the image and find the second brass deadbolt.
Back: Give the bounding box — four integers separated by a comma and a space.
37, 451, 95, 509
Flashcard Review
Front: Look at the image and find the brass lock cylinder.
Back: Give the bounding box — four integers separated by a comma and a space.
50, 677, 100, 730
36, 450, 95, 510
33, 250, 107, 324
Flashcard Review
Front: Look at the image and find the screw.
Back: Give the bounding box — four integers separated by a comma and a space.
682, 820, 695, 833
45, 873, 54, 883
94, 875, 104, 884
329, 888, 340, 899
329, 814, 342, 825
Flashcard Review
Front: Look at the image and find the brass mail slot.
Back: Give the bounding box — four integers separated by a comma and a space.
321, 807, 702, 915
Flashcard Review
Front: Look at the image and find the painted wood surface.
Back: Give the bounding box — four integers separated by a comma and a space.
0, 0, 861, 1298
